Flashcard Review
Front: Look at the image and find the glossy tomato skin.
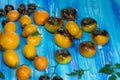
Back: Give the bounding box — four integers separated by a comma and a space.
45, 17, 63, 33
16, 65, 31, 80
39, 75, 50, 80
55, 49, 71, 64
65, 21, 80, 36
81, 17, 97, 32
54, 29, 72, 48
79, 41, 96, 57
91, 29, 109, 45
33, 10, 49, 25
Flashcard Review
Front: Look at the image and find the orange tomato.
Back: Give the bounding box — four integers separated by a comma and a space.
34, 56, 48, 70
20, 15, 32, 27
16, 65, 31, 80
4, 22, 16, 32
0, 32, 20, 50
33, 10, 49, 25
7, 10, 20, 21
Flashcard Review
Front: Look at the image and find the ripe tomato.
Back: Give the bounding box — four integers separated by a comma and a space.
7, 10, 20, 21
0, 30, 2, 37
65, 21, 80, 36
45, 17, 63, 33
79, 41, 96, 57
23, 44, 36, 59
0, 32, 20, 50
22, 24, 38, 37
16, 65, 31, 80
4, 22, 16, 32
34, 56, 48, 70
91, 29, 109, 45
54, 29, 72, 48
33, 10, 49, 25
3, 50, 19, 68
26, 31, 42, 46
19, 15, 32, 27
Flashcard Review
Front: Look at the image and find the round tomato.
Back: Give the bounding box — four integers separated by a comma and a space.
16, 65, 31, 80
23, 44, 36, 59
91, 29, 109, 45
3, 50, 19, 68
22, 24, 38, 37
4, 22, 16, 32
7, 10, 20, 21
54, 29, 72, 48
34, 56, 48, 70
81, 17, 97, 32
19, 15, 32, 27
26, 31, 42, 46
45, 17, 63, 33
0, 32, 20, 50
33, 10, 49, 25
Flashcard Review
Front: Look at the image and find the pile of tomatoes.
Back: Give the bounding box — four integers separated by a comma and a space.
0, 3, 110, 80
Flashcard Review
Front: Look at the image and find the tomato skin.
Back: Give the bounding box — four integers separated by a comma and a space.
91, 29, 109, 45
4, 22, 16, 32
79, 41, 96, 57
45, 17, 63, 33
3, 50, 19, 68
20, 15, 32, 28
33, 10, 49, 25
65, 21, 80, 36
54, 34, 72, 48
16, 65, 31, 80
34, 56, 48, 70
22, 24, 37, 37
0, 32, 20, 50
7, 10, 20, 21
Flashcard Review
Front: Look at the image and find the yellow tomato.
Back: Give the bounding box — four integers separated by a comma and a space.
74, 28, 82, 39
27, 33, 42, 46
23, 44, 36, 59
54, 33, 72, 48
16, 65, 31, 80
0, 32, 20, 50
20, 15, 32, 27
22, 24, 38, 37
65, 21, 80, 36
3, 50, 19, 67
4, 22, 16, 32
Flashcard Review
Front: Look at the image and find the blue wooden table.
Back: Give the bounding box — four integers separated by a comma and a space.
0, 0, 120, 80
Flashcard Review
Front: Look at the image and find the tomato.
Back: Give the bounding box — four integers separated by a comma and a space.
16, 65, 31, 80
3, 50, 19, 68
54, 29, 72, 48
26, 31, 42, 46
19, 15, 32, 27
0, 32, 20, 50
74, 28, 82, 39
61, 8, 77, 21
4, 22, 16, 32
65, 21, 80, 36
7, 10, 20, 21
33, 10, 49, 25
79, 41, 96, 57
81, 17, 97, 32
22, 24, 38, 37
91, 29, 109, 45
34, 56, 48, 70
45, 17, 63, 33
23, 44, 36, 59
55, 49, 71, 64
